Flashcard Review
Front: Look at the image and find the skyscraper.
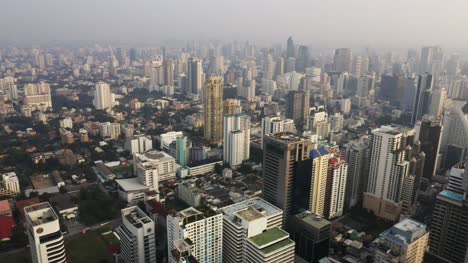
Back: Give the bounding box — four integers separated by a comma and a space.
333, 48, 352, 73
411, 74, 433, 125
363, 125, 414, 221
260, 116, 296, 149
134, 150, 176, 187
117, 206, 157, 263
25, 202, 67, 263
440, 100, 468, 153
295, 45, 310, 72
163, 59, 174, 86
262, 132, 313, 225
187, 58, 203, 95
286, 36, 295, 58
428, 161, 468, 263
286, 90, 309, 127
204, 76, 224, 144
305, 106, 329, 140
324, 154, 348, 219
415, 119, 442, 179
93, 81, 115, 110
223, 113, 250, 167
223, 99, 241, 115
167, 207, 223, 263
342, 138, 370, 209
309, 148, 330, 217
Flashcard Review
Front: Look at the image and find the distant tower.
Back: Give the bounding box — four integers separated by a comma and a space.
223, 113, 250, 167
93, 82, 115, 110
204, 76, 224, 144
333, 48, 352, 73
187, 58, 203, 95
286, 90, 309, 128
25, 202, 67, 263
411, 73, 433, 125
286, 36, 295, 58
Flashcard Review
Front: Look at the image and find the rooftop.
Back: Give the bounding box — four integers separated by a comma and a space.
381, 218, 427, 245
122, 206, 153, 228
294, 210, 331, 229
267, 132, 309, 144
249, 227, 288, 248
236, 207, 264, 222
220, 197, 282, 224
261, 238, 294, 254
24, 202, 58, 226
116, 178, 150, 192
438, 190, 465, 202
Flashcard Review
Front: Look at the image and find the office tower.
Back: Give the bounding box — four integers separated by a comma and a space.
335, 72, 349, 95
288, 211, 331, 263
325, 154, 348, 219
223, 114, 250, 167
364, 126, 414, 221
286, 90, 309, 127
93, 82, 115, 110
351, 55, 362, 76
100, 122, 121, 140
2, 172, 20, 194
23, 83, 52, 111
428, 88, 447, 118
124, 134, 153, 154
276, 57, 285, 77
238, 79, 255, 100
296, 45, 310, 72
264, 54, 275, 80
223, 99, 241, 115
355, 74, 376, 105
419, 46, 442, 74
117, 206, 156, 263
309, 148, 330, 217
414, 120, 442, 178
262, 132, 313, 225
401, 142, 426, 215
134, 150, 176, 185
372, 218, 429, 263
204, 76, 224, 144
411, 74, 433, 125
440, 100, 468, 152
446, 162, 467, 195
163, 59, 174, 86
286, 57, 296, 73
245, 227, 295, 263
342, 138, 370, 209
286, 36, 295, 58
380, 74, 401, 105
187, 58, 203, 95
428, 161, 468, 263
333, 48, 352, 73
167, 207, 223, 263
329, 113, 344, 133
25, 202, 67, 263
305, 106, 329, 140
260, 116, 296, 148
220, 197, 291, 263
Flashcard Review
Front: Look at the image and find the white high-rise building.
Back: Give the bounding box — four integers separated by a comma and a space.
0, 77, 18, 100
223, 114, 250, 167
245, 227, 295, 263
23, 83, 52, 111
125, 134, 153, 154
441, 100, 468, 151
25, 202, 67, 263
306, 106, 329, 140
219, 198, 293, 263
93, 82, 115, 110
134, 150, 176, 188
117, 206, 156, 263
167, 207, 223, 263
429, 88, 447, 118
326, 155, 348, 219
364, 126, 414, 221
2, 172, 20, 194
160, 131, 184, 151
329, 112, 344, 132
100, 122, 121, 140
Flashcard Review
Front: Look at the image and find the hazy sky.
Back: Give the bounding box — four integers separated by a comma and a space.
2, 0, 468, 48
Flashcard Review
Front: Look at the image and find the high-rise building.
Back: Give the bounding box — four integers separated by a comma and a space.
2, 172, 20, 194
379, 74, 402, 106
117, 206, 156, 263
245, 227, 295, 263
288, 211, 331, 263
220, 197, 290, 263
163, 59, 174, 86
125, 134, 153, 154
23, 83, 52, 111
309, 148, 330, 217
411, 74, 433, 125
364, 126, 415, 221
25, 202, 67, 263
325, 155, 348, 219
428, 88, 447, 118
223, 114, 250, 167
296, 45, 310, 72
167, 207, 223, 263
333, 48, 352, 73
100, 122, 121, 140
223, 99, 241, 115
342, 138, 370, 209
0, 77, 18, 100
187, 58, 203, 95
415, 119, 442, 179
174, 135, 191, 167
440, 100, 468, 152
428, 161, 468, 263
93, 82, 115, 110
260, 116, 296, 149
204, 76, 224, 144
286, 36, 295, 58
372, 218, 429, 263
134, 150, 176, 186
286, 90, 309, 127
305, 106, 329, 140
262, 132, 313, 225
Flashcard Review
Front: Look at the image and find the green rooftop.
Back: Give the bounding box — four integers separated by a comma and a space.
249, 227, 288, 247
261, 238, 294, 254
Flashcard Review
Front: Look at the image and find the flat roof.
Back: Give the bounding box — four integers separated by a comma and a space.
261, 238, 293, 254
295, 210, 331, 229
236, 207, 264, 221
31, 175, 54, 189
439, 190, 465, 202
24, 202, 58, 226
220, 197, 282, 224
122, 206, 152, 228
249, 227, 288, 247
116, 178, 150, 192
266, 132, 309, 143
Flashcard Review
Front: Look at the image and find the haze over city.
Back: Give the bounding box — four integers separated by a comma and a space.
2, 0, 468, 49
